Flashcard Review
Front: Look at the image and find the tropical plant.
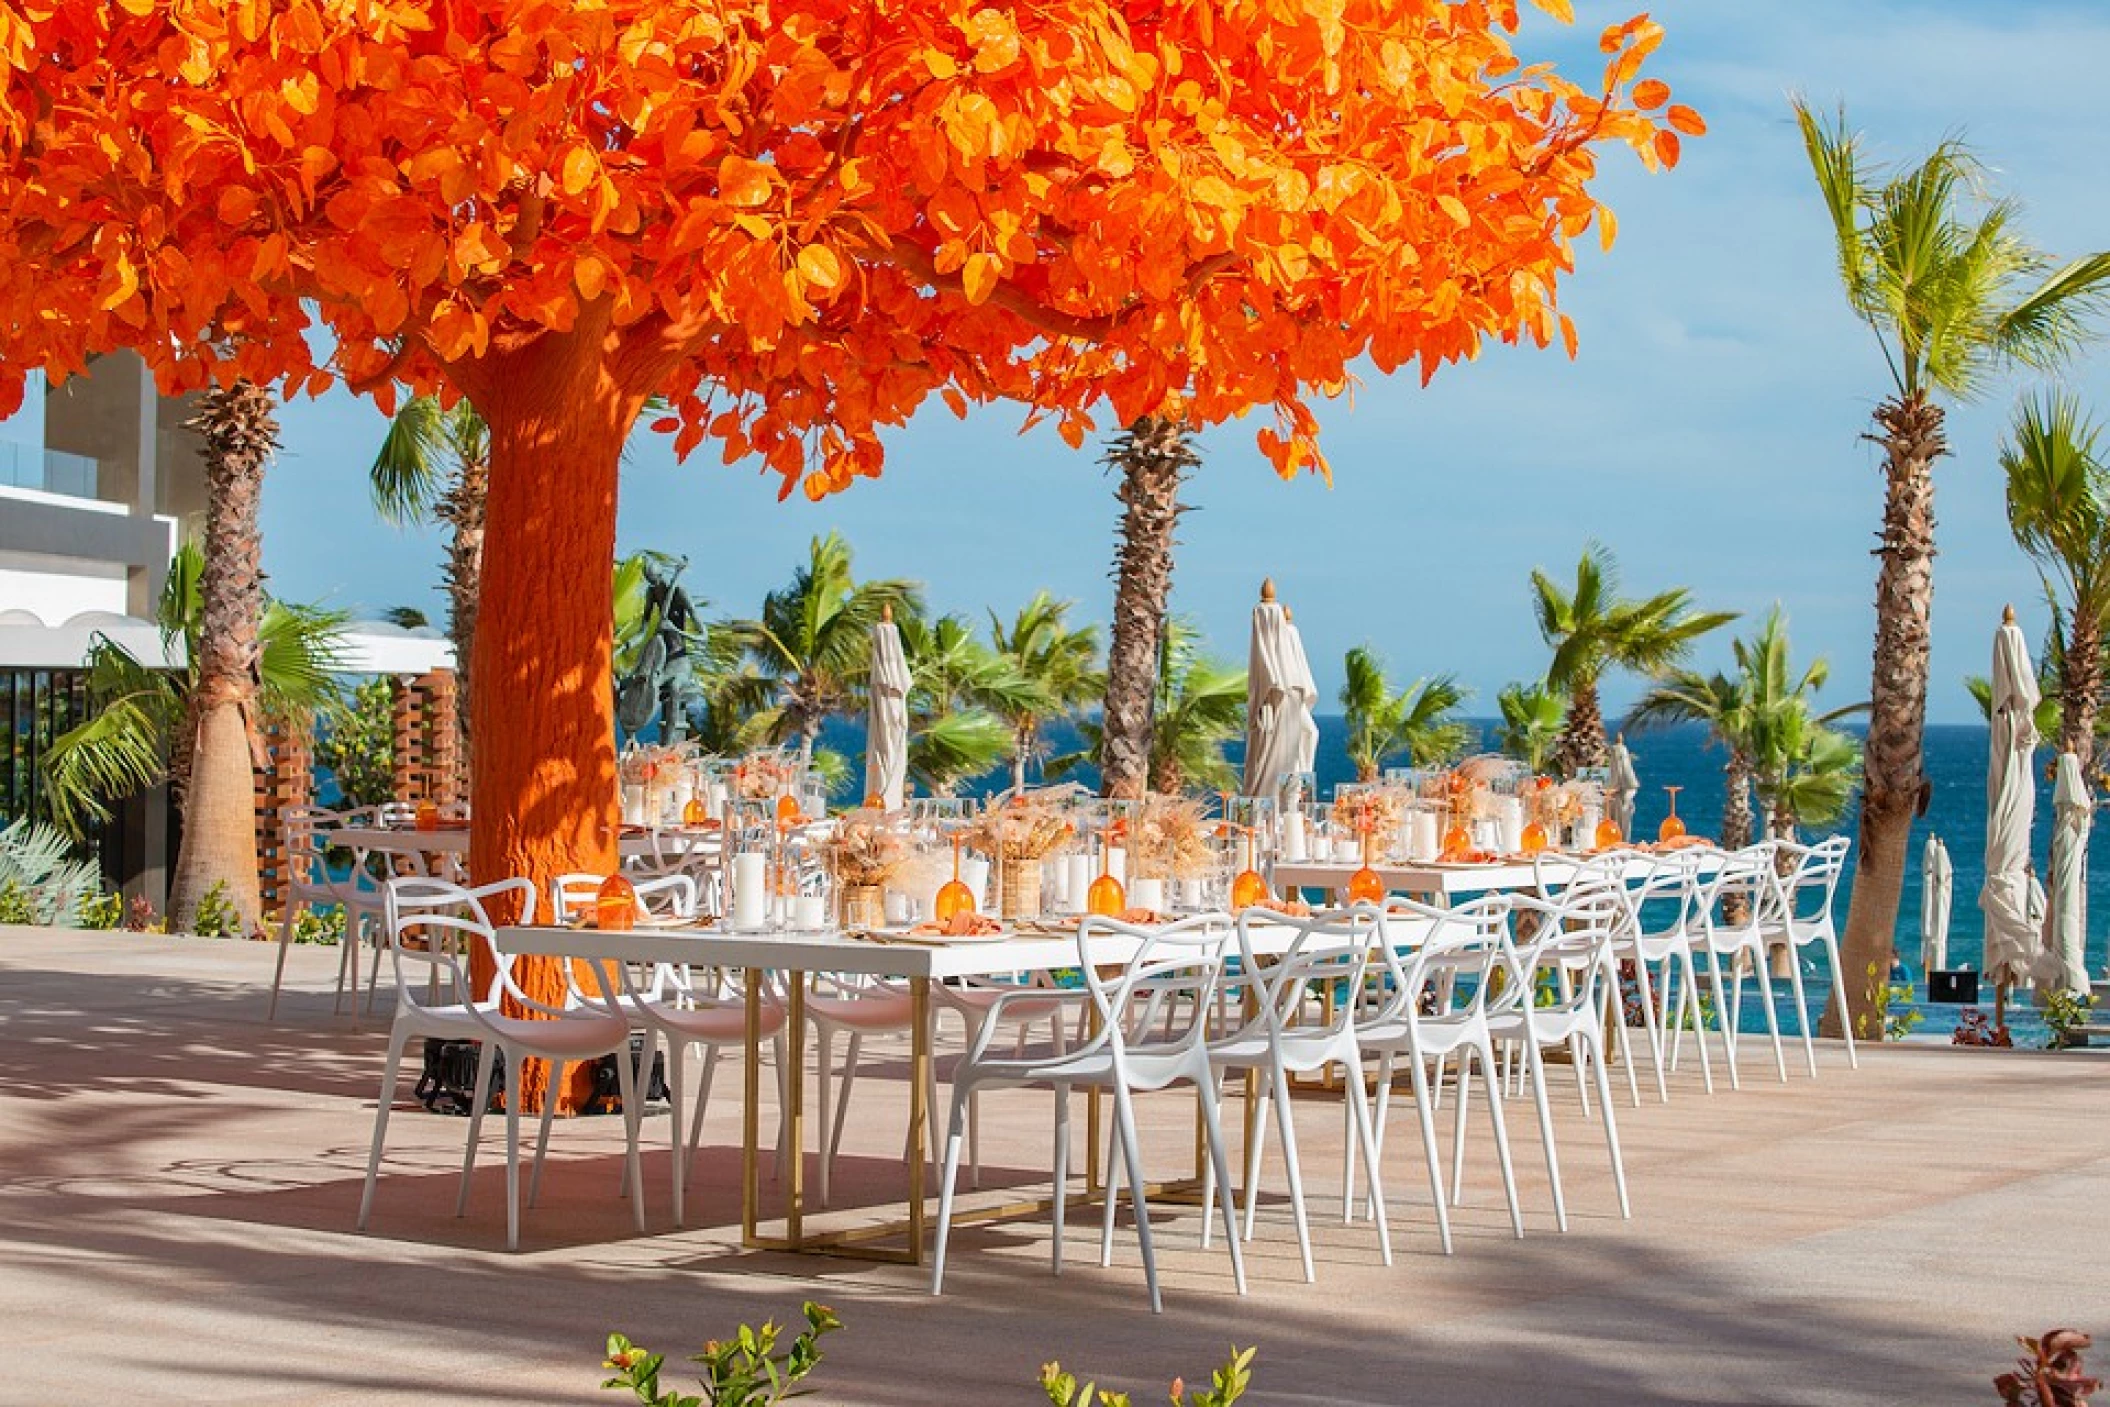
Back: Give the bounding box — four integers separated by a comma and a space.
1101, 416, 1198, 800
369, 395, 488, 762
1339, 646, 1470, 781
1757, 709, 1863, 837
2003, 390, 2110, 769
41, 542, 347, 840
990, 592, 1104, 791
1530, 543, 1734, 776
1051, 619, 1244, 795
726, 533, 921, 760
603, 1302, 841, 1407
1042, 1346, 1257, 1407
897, 611, 1030, 797
1797, 98, 2110, 1035
76, 890, 123, 930
317, 676, 397, 810
379, 605, 430, 629
1494, 680, 1566, 774
0, 818, 102, 925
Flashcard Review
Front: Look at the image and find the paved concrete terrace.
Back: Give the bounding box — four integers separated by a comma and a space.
2, 926, 2106, 1406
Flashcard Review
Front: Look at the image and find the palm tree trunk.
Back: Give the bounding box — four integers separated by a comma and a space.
1833, 391, 1945, 1039
2059, 609, 2101, 772
168, 381, 274, 935
440, 454, 487, 776
1101, 416, 1193, 800
1552, 678, 1608, 776
1011, 722, 1031, 793
1721, 752, 1755, 851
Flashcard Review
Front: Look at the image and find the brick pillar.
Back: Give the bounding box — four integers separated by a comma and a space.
388, 670, 465, 809
390, 676, 424, 803
254, 714, 313, 920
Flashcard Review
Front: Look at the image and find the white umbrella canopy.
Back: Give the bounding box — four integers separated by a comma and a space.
2038, 750, 2091, 996
1920, 834, 1953, 973
865, 607, 911, 811
1607, 734, 1640, 840
1242, 581, 1317, 795
1281, 606, 1322, 777
1979, 608, 2041, 993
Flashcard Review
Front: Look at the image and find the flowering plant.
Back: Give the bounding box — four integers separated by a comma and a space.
967, 790, 1073, 860
733, 750, 798, 800
818, 809, 910, 886
1131, 794, 1213, 879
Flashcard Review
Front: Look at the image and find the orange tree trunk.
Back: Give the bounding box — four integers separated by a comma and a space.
461, 325, 640, 1112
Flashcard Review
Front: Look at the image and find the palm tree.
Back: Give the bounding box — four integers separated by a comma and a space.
1495, 681, 1567, 773
1051, 618, 1244, 795
1797, 100, 2110, 1031
1629, 668, 1759, 850
1339, 646, 1470, 781
2003, 391, 2110, 770
369, 396, 487, 765
726, 532, 922, 759
1756, 707, 1863, 840
1531, 543, 1734, 776
1100, 415, 1198, 799
42, 542, 345, 841
897, 612, 1024, 797
989, 592, 1103, 791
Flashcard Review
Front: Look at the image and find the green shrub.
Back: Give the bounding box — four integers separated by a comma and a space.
1041, 1347, 1255, 1407
292, 905, 347, 946
317, 677, 396, 810
0, 817, 103, 924
2042, 989, 2097, 1050
604, 1303, 841, 1407
190, 881, 244, 939
76, 891, 124, 929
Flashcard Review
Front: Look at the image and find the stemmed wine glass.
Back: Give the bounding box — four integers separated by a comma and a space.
1658, 785, 1686, 843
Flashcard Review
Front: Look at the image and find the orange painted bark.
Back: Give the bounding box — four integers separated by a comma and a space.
461, 319, 645, 1111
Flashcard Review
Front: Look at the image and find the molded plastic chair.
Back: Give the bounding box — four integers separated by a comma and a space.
930, 913, 1246, 1313
1757, 835, 1858, 1073
357, 876, 645, 1251
1202, 905, 1392, 1281
1489, 891, 1633, 1232
1354, 896, 1525, 1255
1688, 845, 1790, 1088
267, 805, 387, 1020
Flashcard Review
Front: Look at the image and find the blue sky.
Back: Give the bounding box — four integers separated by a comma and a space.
258, 0, 2110, 727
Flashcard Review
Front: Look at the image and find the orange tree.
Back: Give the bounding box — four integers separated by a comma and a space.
0, 0, 1693, 1078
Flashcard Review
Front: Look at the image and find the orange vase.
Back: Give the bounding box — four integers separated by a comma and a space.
595, 873, 638, 931
414, 800, 438, 832
934, 836, 976, 921
682, 796, 709, 827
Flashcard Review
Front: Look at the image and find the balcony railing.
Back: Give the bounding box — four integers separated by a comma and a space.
0, 442, 99, 499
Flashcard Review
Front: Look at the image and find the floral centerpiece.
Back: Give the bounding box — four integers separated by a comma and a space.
733, 750, 797, 801
819, 808, 909, 928
1130, 794, 1214, 881
618, 742, 694, 824
966, 788, 1075, 919
1332, 786, 1405, 845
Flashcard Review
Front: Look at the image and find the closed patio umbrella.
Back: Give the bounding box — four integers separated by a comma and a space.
1281, 606, 1322, 778
1979, 606, 2040, 1021
1920, 834, 1953, 973
1243, 580, 1317, 795
2038, 750, 2091, 997
865, 603, 911, 811
1607, 734, 1640, 841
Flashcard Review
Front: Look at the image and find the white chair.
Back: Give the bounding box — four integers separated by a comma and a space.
1354, 897, 1525, 1255
931, 914, 1246, 1314
548, 872, 790, 1227
1603, 850, 1716, 1100
267, 804, 387, 1021
931, 974, 1075, 1191
1757, 835, 1858, 1074
1688, 845, 1791, 1089
357, 877, 646, 1251
1202, 905, 1392, 1281
1489, 891, 1633, 1233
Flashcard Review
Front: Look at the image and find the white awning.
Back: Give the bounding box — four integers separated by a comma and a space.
0, 609, 454, 675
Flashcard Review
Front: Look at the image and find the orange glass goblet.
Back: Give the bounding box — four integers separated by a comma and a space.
934, 836, 977, 921
1657, 786, 1686, 844
595, 873, 638, 931
1594, 816, 1624, 850
682, 796, 709, 827
775, 793, 803, 828
1520, 820, 1550, 855
1347, 830, 1386, 905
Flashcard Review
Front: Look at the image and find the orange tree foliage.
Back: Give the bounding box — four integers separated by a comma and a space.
0, 0, 1698, 494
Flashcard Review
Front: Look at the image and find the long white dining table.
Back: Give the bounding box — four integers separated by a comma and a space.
1272, 847, 1722, 901
336, 825, 723, 864
496, 915, 1428, 1264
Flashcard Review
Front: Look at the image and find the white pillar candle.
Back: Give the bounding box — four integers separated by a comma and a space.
1107, 846, 1127, 886
883, 888, 910, 925
791, 894, 827, 931
731, 853, 768, 930
960, 855, 991, 909
1409, 810, 1440, 862
1281, 811, 1308, 862
620, 784, 647, 827
1497, 797, 1524, 855
1332, 835, 1360, 863
1128, 877, 1165, 913
1064, 855, 1093, 914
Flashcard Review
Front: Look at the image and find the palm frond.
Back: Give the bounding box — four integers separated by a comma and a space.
368, 395, 456, 526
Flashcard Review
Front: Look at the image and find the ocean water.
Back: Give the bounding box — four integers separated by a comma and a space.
820, 714, 2100, 1040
